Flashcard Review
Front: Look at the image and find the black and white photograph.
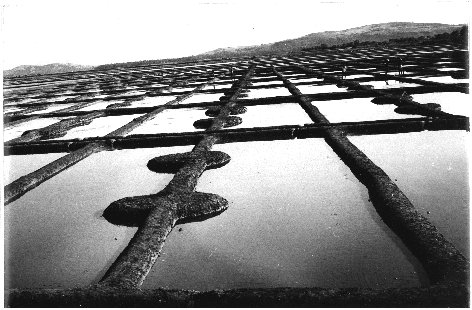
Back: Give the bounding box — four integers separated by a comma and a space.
1, 0, 470, 307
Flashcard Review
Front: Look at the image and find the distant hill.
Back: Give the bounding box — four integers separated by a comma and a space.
95, 22, 465, 70
201, 22, 464, 57
3, 63, 94, 77
4, 22, 465, 74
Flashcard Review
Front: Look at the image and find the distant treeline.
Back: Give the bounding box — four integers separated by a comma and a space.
95, 26, 468, 71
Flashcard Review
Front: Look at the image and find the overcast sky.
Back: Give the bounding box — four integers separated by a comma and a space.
1, 0, 470, 69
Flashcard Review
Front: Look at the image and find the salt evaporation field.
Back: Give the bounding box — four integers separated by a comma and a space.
141, 139, 428, 291
4, 117, 64, 142
49, 115, 139, 140
349, 131, 469, 257
3, 40, 469, 308
4, 146, 192, 289
313, 97, 420, 122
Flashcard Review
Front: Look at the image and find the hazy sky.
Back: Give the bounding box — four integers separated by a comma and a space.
1, 0, 470, 69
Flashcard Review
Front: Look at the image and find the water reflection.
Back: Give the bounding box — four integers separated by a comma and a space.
4, 146, 192, 289
349, 131, 469, 257
4, 117, 64, 142
142, 139, 428, 290
314, 97, 419, 122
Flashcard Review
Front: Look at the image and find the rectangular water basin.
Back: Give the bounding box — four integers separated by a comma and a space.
180, 93, 223, 104
125, 96, 177, 108
245, 87, 291, 99
141, 139, 428, 291
349, 131, 469, 257
359, 80, 421, 89
229, 102, 313, 129
314, 97, 420, 122
125, 108, 206, 135
4, 145, 192, 289
49, 114, 141, 140
412, 92, 471, 117
296, 84, 348, 94
4, 117, 64, 142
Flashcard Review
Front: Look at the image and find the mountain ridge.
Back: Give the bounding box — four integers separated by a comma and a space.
201, 22, 464, 57
3, 63, 94, 78
4, 22, 465, 76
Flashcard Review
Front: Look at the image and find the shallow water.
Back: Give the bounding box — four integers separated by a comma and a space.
125, 108, 205, 135
296, 84, 347, 94
344, 74, 373, 80
416, 76, 469, 84
202, 83, 232, 90
4, 52, 469, 293
50, 114, 140, 140
359, 80, 421, 89
28, 104, 76, 115
4, 117, 64, 142
3, 107, 24, 113
290, 77, 324, 84
3, 152, 67, 184
245, 87, 291, 99
126, 96, 176, 108
167, 87, 195, 93
180, 93, 223, 104
437, 68, 465, 72
412, 92, 471, 116
250, 80, 284, 87
356, 68, 377, 71
4, 146, 192, 289
76, 100, 116, 112
314, 97, 418, 122
231, 102, 313, 129
349, 131, 469, 257
141, 139, 428, 290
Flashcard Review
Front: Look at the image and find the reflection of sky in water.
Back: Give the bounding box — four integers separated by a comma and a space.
412, 92, 471, 116
314, 97, 419, 122
27, 104, 76, 115
168, 87, 196, 93
4, 152, 67, 184
349, 131, 469, 257
355, 68, 377, 71
437, 68, 465, 72
3, 98, 40, 106
250, 80, 284, 87
245, 87, 291, 99
49, 115, 140, 140
4, 146, 191, 289
296, 84, 347, 94
415, 76, 469, 84
5, 51, 469, 291
4, 117, 64, 142
180, 93, 223, 104
202, 84, 232, 90
125, 108, 205, 135
76, 100, 115, 112
345, 74, 373, 80
359, 80, 421, 89
290, 77, 323, 84
126, 96, 176, 108
3, 107, 24, 113
231, 103, 312, 128
142, 139, 427, 290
